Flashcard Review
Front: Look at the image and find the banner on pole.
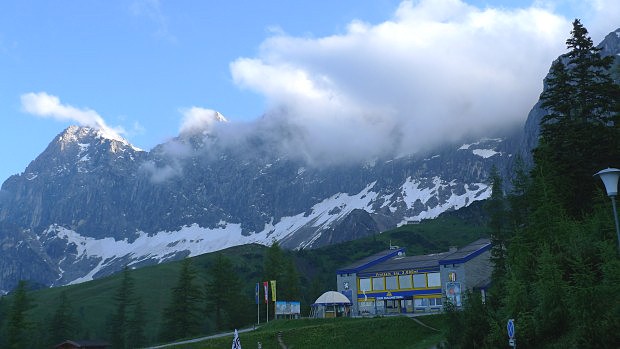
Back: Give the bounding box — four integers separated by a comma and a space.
270, 280, 277, 302
232, 329, 241, 349
255, 283, 259, 305
263, 281, 269, 304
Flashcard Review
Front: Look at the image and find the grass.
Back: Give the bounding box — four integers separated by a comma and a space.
166, 315, 447, 349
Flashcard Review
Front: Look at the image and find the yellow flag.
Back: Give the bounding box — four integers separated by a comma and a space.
270, 280, 277, 302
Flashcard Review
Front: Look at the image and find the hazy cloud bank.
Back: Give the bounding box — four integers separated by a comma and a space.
228, 0, 577, 164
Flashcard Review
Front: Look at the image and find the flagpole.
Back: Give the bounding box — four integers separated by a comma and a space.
256, 282, 260, 325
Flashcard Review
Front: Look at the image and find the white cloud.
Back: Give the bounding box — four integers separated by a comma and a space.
229, 0, 603, 164
179, 107, 228, 135
20, 92, 126, 141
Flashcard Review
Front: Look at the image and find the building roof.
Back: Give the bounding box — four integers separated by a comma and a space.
363, 251, 453, 273
438, 238, 491, 265
337, 238, 491, 275
336, 247, 405, 274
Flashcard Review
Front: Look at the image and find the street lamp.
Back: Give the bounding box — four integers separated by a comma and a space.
594, 168, 620, 252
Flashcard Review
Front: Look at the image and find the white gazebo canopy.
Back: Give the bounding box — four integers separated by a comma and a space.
313, 291, 351, 305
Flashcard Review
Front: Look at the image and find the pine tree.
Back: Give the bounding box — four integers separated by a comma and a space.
507, 156, 530, 230
160, 259, 203, 341
205, 253, 241, 331
126, 298, 146, 349
281, 258, 301, 301
263, 240, 285, 282
108, 266, 135, 349
538, 19, 620, 218
6, 281, 35, 349
48, 291, 77, 345
485, 166, 508, 310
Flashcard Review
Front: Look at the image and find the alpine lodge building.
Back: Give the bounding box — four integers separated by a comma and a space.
336, 238, 492, 316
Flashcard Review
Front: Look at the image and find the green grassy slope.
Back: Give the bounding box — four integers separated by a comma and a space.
167, 315, 447, 349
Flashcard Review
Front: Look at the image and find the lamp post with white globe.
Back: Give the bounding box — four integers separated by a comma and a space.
594, 168, 620, 252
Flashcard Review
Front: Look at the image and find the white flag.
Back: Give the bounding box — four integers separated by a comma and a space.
232, 329, 242, 349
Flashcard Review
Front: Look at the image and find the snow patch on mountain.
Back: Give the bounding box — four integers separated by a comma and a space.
47, 222, 251, 284
472, 149, 500, 158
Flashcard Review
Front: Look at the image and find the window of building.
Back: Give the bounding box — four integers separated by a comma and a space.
413, 273, 426, 288
385, 276, 398, 290
414, 298, 429, 307
429, 297, 442, 306
372, 277, 385, 290
398, 275, 412, 289
427, 273, 441, 287
358, 301, 374, 315
359, 278, 371, 291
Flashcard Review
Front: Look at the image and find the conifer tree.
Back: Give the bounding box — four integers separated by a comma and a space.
281, 258, 301, 301
538, 19, 620, 218
126, 298, 146, 349
263, 240, 285, 282
160, 259, 203, 341
485, 166, 508, 310
48, 291, 77, 345
507, 156, 531, 229
108, 266, 135, 349
6, 281, 34, 349
205, 253, 241, 331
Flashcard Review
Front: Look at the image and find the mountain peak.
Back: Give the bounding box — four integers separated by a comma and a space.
179, 108, 228, 137
58, 125, 143, 152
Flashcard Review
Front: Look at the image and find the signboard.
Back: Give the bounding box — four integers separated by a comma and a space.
275, 301, 301, 315
445, 282, 462, 306
507, 319, 515, 338
376, 295, 404, 300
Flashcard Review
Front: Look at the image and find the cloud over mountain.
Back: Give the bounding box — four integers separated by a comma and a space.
229, 0, 572, 163
20, 92, 126, 142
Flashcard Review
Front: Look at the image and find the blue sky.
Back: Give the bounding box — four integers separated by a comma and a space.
1, 0, 618, 183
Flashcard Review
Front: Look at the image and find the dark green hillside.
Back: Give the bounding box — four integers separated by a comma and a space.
1, 211, 487, 347
13, 244, 268, 347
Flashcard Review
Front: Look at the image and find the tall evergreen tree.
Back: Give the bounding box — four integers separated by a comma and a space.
48, 291, 77, 345
108, 266, 135, 349
485, 166, 508, 310
263, 240, 285, 282
6, 281, 35, 349
281, 258, 301, 301
160, 259, 203, 341
205, 253, 242, 331
126, 298, 146, 349
507, 156, 531, 229
263, 240, 301, 304
538, 19, 620, 218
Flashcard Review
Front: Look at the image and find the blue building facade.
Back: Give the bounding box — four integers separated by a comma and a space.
336, 238, 492, 316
